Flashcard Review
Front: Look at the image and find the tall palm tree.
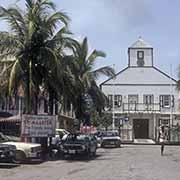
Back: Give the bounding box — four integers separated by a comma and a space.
65, 37, 115, 124
0, 0, 70, 114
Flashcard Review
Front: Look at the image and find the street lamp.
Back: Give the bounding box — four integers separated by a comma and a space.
104, 64, 116, 131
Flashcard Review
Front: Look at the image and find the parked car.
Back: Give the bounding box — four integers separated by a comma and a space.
0, 134, 17, 163
0, 132, 41, 163
3, 141, 42, 163
49, 129, 70, 158
101, 131, 121, 148
61, 134, 97, 158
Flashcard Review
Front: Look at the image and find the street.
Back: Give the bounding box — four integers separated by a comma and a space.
1, 145, 180, 180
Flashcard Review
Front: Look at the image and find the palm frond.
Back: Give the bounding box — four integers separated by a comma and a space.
0, 6, 25, 37
0, 32, 19, 56
87, 50, 106, 66
45, 11, 70, 30
8, 60, 22, 95
92, 66, 115, 80
46, 27, 72, 48
81, 37, 88, 62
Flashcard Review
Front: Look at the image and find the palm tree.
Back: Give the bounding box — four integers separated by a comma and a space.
176, 65, 180, 91
65, 37, 115, 125
0, 0, 70, 114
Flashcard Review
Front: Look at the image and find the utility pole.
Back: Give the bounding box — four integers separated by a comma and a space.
112, 64, 115, 131
170, 64, 173, 127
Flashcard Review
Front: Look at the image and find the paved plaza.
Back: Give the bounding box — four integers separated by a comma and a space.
0, 145, 180, 180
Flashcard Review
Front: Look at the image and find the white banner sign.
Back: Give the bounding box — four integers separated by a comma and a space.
21, 115, 56, 137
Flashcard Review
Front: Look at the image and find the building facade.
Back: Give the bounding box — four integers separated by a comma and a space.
0, 56, 75, 135
101, 38, 180, 143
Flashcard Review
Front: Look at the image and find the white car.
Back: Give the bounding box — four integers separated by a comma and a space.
56, 129, 70, 138
3, 141, 42, 163
101, 131, 121, 148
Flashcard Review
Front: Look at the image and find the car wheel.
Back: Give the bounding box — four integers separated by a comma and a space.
13, 150, 26, 164
117, 142, 121, 148
61, 152, 66, 160
92, 150, 96, 157
86, 149, 91, 158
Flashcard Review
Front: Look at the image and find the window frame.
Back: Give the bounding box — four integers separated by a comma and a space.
114, 95, 122, 107
143, 95, 154, 105
107, 94, 122, 107
137, 51, 144, 60
160, 95, 174, 108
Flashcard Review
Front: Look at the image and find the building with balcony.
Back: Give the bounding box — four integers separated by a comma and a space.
100, 37, 180, 143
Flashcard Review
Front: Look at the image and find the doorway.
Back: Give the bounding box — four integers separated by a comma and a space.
133, 119, 149, 139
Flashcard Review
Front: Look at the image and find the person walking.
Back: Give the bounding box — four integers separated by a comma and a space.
159, 126, 166, 155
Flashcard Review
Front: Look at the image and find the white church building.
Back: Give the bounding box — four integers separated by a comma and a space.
100, 38, 180, 143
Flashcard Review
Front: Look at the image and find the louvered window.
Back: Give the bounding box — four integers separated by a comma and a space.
108, 94, 122, 107
160, 95, 174, 108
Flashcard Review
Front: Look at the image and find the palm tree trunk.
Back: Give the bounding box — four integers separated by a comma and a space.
25, 71, 30, 114
49, 88, 54, 115
75, 95, 84, 126
25, 60, 32, 114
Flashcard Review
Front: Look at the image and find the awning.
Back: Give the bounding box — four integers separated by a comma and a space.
0, 115, 21, 123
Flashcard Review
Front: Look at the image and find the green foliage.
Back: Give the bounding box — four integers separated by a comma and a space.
0, 0, 115, 122
91, 111, 112, 129
0, 0, 71, 114
65, 37, 115, 121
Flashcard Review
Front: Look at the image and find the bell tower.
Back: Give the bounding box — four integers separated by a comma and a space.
128, 37, 153, 67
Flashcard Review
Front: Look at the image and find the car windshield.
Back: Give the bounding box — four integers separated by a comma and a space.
66, 134, 89, 142
0, 132, 20, 142
0, 132, 9, 142
103, 131, 119, 137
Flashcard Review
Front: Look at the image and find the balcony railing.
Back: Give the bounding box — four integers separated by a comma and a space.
122, 103, 160, 112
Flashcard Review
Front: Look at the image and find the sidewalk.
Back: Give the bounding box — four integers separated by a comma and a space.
122, 139, 180, 145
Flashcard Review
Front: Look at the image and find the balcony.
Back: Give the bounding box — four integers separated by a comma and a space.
122, 103, 160, 113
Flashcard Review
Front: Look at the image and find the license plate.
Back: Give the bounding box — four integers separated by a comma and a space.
69, 150, 75, 154
110, 142, 114, 144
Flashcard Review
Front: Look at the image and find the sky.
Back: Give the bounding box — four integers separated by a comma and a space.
0, 0, 180, 83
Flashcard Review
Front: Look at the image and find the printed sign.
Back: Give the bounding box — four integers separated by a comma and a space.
21, 114, 56, 137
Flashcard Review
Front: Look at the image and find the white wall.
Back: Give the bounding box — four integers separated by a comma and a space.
102, 84, 179, 113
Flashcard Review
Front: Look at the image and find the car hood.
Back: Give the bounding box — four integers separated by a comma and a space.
2, 142, 41, 149
64, 141, 86, 145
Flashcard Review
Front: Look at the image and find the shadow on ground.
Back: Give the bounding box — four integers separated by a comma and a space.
62, 154, 102, 162
0, 163, 20, 169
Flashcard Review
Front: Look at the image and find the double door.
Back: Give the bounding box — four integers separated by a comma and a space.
133, 119, 149, 139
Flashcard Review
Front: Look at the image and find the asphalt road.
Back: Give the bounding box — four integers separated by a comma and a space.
1, 145, 180, 180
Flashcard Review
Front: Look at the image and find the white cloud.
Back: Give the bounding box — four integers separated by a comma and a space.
59, 0, 154, 34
